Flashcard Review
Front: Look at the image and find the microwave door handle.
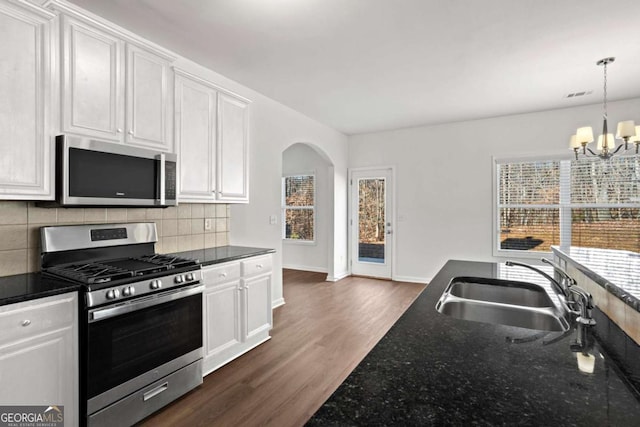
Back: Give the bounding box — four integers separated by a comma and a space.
157, 153, 165, 206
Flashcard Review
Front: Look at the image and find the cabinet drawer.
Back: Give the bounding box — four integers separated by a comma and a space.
203, 262, 241, 286
0, 293, 77, 345
241, 255, 272, 277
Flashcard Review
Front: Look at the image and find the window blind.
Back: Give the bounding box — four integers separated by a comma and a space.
497, 160, 561, 252
570, 157, 640, 252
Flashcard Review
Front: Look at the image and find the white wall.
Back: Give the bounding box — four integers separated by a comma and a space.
348, 98, 640, 283
171, 57, 349, 308
282, 143, 332, 273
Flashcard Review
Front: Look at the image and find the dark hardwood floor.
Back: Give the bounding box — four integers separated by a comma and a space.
139, 269, 426, 427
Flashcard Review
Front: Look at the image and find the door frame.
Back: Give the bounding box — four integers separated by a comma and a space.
348, 166, 396, 280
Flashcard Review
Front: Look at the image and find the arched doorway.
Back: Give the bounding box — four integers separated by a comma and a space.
281, 142, 335, 278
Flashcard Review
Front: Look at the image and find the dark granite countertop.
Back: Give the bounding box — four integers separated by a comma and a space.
309, 260, 640, 426
167, 245, 275, 267
553, 246, 640, 312
0, 273, 81, 307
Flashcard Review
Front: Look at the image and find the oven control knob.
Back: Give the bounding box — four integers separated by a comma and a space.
106, 289, 120, 300
150, 280, 162, 290
186, 273, 195, 281
122, 286, 135, 297
174, 275, 184, 284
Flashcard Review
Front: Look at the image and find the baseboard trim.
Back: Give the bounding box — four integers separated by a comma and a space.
272, 297, 285, 309
392, 275, 431, 284
282, 264, 328, 273
326, 271, 350, 282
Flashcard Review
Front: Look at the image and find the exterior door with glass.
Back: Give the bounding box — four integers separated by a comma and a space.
350, 168, 393, 279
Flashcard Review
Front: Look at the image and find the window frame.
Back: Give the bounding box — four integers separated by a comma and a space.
493, 154, 640, 258
282, 172, 316, 245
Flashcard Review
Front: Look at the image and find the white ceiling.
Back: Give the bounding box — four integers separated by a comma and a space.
71, 0, 640, 135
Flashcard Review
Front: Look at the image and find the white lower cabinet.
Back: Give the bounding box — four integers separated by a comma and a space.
0, 292, 79, 427
202, 254, 273, 375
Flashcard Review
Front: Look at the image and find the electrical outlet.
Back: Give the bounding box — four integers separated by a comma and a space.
204, 218, 212, 231
269, 215, 277, 225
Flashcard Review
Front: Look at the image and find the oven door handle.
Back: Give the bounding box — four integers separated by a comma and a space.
89, 284, 203, 323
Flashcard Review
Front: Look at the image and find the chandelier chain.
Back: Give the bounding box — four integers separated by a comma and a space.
603, 61, 608, 120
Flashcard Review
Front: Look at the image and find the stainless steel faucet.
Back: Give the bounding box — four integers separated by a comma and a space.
504, 260, 567, 297
541, 258, 576, 290
505, 259, 596, 326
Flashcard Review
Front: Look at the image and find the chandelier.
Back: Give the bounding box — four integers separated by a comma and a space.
570, 57, 639, 160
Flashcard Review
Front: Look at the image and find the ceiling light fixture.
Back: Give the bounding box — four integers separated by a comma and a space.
569, 57, 639, 160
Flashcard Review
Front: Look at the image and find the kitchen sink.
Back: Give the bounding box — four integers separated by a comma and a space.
436, 276, 569, 332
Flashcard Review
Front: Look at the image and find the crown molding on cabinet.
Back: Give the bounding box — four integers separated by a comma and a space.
173, 68, 252, 105
42, 0, 175, 61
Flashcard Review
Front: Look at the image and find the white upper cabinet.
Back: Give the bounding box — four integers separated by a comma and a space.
126, 44, 171, 150
61, 14, 173, 151
175, 70, 217, 201
218, 93, 249, 202
0, 0, 251, 201
61, 15, 122, 141
0, 0, 55, 199
175, 69, 250, 203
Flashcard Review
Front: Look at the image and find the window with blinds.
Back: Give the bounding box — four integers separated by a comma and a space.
570, 157, 640, 252
496, 157, 640, 254
497, 160, 561, 252
282, 175, 315, 241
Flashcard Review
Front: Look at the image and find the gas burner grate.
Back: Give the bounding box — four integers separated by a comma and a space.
47, 263, 134, 284
137, 254, 199, 269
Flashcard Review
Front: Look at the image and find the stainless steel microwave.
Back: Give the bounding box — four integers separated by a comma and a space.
47, 135, 177, 207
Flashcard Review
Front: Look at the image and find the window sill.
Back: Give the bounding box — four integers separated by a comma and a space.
283, 239, 317, 246
493, 248, 552, 261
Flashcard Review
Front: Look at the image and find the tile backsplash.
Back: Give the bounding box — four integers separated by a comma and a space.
0, 201, 230, 277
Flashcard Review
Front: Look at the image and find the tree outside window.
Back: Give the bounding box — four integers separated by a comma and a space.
283, 175, 315, 241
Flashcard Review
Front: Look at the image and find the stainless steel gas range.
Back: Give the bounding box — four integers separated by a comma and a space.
40, 222, 203, 427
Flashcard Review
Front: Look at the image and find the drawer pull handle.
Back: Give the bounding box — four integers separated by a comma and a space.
143, 382, 169, 401
220, 273, 227, 278
256, 264, 263, 269
21, 320, 31, 327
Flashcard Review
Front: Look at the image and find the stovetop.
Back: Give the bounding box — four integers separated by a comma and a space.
39, 223, 203, 307
43, 254, 199, 289
46, 254, 197, 283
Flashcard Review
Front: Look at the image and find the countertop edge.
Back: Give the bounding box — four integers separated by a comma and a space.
199, 249, 275, 267
166, 246, 275, 267
0, 279, 82, 307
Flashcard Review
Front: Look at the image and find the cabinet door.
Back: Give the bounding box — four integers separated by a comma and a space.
0, 327, 77, 426
242, 274, 272, 340
0, 292, 78, 427
217, 93, 249, 202
125, 43, 172, 151
175, 72, 216, 201
203, 281, 241, 363
0, 1, 54, 199
62, 15, 123, 141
